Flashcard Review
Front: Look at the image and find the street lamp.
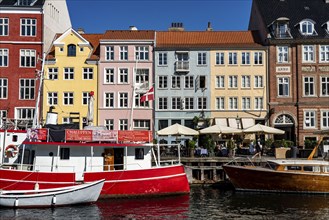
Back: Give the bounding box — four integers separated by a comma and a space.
236, 115, 240, 129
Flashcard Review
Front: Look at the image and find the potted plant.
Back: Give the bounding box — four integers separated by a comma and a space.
227, 138, 235, 158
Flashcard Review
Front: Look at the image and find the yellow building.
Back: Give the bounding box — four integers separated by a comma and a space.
210, 31, 267, 130
43, 28, 101, 128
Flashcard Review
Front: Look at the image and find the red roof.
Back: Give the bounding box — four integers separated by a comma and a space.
102, 30, 155, 40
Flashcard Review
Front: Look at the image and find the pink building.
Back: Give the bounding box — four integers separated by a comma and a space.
98, 29, 155, 131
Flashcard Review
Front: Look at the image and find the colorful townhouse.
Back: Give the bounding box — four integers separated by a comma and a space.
98, 29, 155, 131
210, 31, 267, 132
155, 26, 212, 144
43, 28, 101, 128
249, 0, 329, 146
0, 0, 71, 129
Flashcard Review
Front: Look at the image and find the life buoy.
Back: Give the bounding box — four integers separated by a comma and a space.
5, 145, 18, 158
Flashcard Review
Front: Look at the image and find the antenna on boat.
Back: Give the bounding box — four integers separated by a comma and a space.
32, 52, 46, 129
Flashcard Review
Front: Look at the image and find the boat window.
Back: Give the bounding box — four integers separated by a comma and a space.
135, 148, 144, 160
304, 166, 320, 172
60, 148, 70, 160
286, 166, 302, 171
265, 162, 278, 170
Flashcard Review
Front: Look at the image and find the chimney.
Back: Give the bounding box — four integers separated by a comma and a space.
168, 22, 184, 31
206, 22, 213, 31
129, 26, 138, 31
77, 28, 85, 34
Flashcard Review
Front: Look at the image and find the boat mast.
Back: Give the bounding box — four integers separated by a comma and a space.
32, 52, 46, 129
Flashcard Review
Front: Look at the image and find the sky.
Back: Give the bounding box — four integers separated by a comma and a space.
66, 0, 252, 33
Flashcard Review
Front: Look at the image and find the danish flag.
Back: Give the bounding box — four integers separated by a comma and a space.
140, 87, 154, 103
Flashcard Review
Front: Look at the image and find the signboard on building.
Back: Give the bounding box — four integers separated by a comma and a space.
65, 129, 93, 142
92, 130, 118, 142
276, 66, 290, 73
118, 130, 152, 143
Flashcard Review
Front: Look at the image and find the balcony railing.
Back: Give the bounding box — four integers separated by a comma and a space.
175, 61, 189, 72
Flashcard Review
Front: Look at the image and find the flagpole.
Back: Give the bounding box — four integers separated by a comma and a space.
130, 55, 138, 130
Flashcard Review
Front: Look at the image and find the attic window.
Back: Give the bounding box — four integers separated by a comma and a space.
299, 20, 317, 36
270, 21, 292, 39
17, 0, 34, 6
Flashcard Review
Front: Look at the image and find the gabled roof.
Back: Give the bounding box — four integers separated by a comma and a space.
253, 0, 329, 39
156, 31, 263, 49
101, 30, 155, 41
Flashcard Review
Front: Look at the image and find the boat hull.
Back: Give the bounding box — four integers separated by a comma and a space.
223, 164, 329, 193
0, 165, 190, 198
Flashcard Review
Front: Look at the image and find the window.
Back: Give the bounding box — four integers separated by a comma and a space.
229, 97, 238, 110
48, 68, 58, 80
63, 92, 74, 105
254, 52, 263, 65
303, 45, 315, 62
119, 92, 128, 108
21, 18, 36, 36
18, 0, 34, 6
216, 52, 224, 65
320, 45, 329, 62
135, 148, 144, 159
199, 76, 206, 89
184, 97, 194, 110
198, 97, 207, 110
135, 69, 149, 84
172, 76, 181, 89
197, 52, 207, 65
16, 108, 34, 120
82, 92, 89, 105
158, 76, 168, 89
254, 76, 263, 88
172, 97, 181, 110
135, 46, 149, 60
304, 110, 316, 128
216, 97, 225, 110
184, 76, 194, 89
20, 49, 36, 67
158, 120, 168, 130
47, 92, 58, 105
135, 93, 149, 108
67, 44, 76, 57
300, 20, 316, 35
228, 52, 237, 65
242, 97, 251, 110
104, 92, 114, 108
277, 46, 288, 63
304, 76, 315, 96
229, 76, 238, 88
322, 110, 329, 129
119, 119, 128, 130
104, 119, 114, 130
83, 68, 93, 80
255, 97, 263, 110
62, 117, 71, 124
158, 52, 167, 66
80, 47, 84, 52
241, 76, 250, 88
0, 78, 8, 99
120, 46, 128, 60
60, 148, 70, 160
105, 46, 114, 61
0, 18, 9, 36
64, 67, 74, 80
216, 75, 225, 88
134, 120, 150, 130
158, 97, 168, 110
241, 52, 250, 65
104, 68, 114, 84
278, 77, 290, 97
0, 110, 7, 119
0, 49, 8, 67
119, 68, 128, 84
20, 79, 35, 100
321, 76, 329, 96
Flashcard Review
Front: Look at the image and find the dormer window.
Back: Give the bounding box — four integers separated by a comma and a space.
322, 21, 329, 35
67, 44, 76, 57
17, 0, 34, 6
299, 20, 317, 36
269, 18, 292, 39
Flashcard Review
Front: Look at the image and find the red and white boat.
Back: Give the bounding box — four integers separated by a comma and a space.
0, 128, 190, 198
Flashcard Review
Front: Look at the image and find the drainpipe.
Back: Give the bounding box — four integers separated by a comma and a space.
295, 44, 299, 146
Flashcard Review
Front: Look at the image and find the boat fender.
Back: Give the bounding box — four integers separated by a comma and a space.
52, 195, 56, 205
15, 198, 19, 207
34, 183, 39, 191
5, 145, 18, 158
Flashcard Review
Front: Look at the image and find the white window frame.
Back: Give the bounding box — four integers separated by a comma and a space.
277, 46, 289, 63
241, 75, 250, 88
254, 52, 263, 65
321, 76, 329, 96
216, 75, 225, 88
63, 67, 74, 80
16, 108, 34, 120
19, 78, 35, 100
215, 52, 224, 65
277, 77, 290, 97
105, 46, 114, 61
184, 76, 194, 89
104, 119, 114, 130
135, 93, 149, 108
171, 97, 181, 110
320, 45, 329, 63
254, 97, 263, 110
184, 97, 194, 110
118, 92, 128, 108
228, 52, 237, 65
321, 110, 329, 129
82, 92, 89, 105
0, 78, 8, 99
48, 68, 58, 80
158, 52, 167, 66
119, 119, 128, 130
104, 68, 114, 84
197, 52, 207, 65
135, 46, 149, 61
133, 120, 150, 130
0, 49, 8, 67
242, 97, 251, 110
228, 75, 238, 88
241, 52, 250, 65
158, 75, 168, 89
229, 97, 238, 110
254, 75, 263, 88
216, 97, 225, 110
47, 92, 58, 106
20, 49, 36, 67
303, 45, 315, 63
63, 92, 74, 105
118, 68, 128, 84
20, 18, 36, 36
158, 97, 168, 110
299, 20, 316, 36
135, 68, 149, 84
83, 67, 93, 80
303, 76, 315, 96
197, 97, 207, 110
120, 46, 128, 61
104, 92, 114, 108
0, 18, 9, 36
171, 76, 181, 89
304, 110, 316, 129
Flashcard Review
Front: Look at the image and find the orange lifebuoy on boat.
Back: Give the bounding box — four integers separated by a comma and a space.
5, 145, 18, 158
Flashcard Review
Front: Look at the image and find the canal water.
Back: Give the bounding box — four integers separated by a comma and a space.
1, 186, 329, 219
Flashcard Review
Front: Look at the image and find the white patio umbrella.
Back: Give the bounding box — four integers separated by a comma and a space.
243, 124, 285, 135
157, 123, 199, 136
199, 124, 242, 134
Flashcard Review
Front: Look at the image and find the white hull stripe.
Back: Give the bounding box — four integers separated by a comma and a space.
0, 173, 186, 185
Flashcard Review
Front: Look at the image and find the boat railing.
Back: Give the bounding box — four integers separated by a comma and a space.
1, 163, 76, 172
